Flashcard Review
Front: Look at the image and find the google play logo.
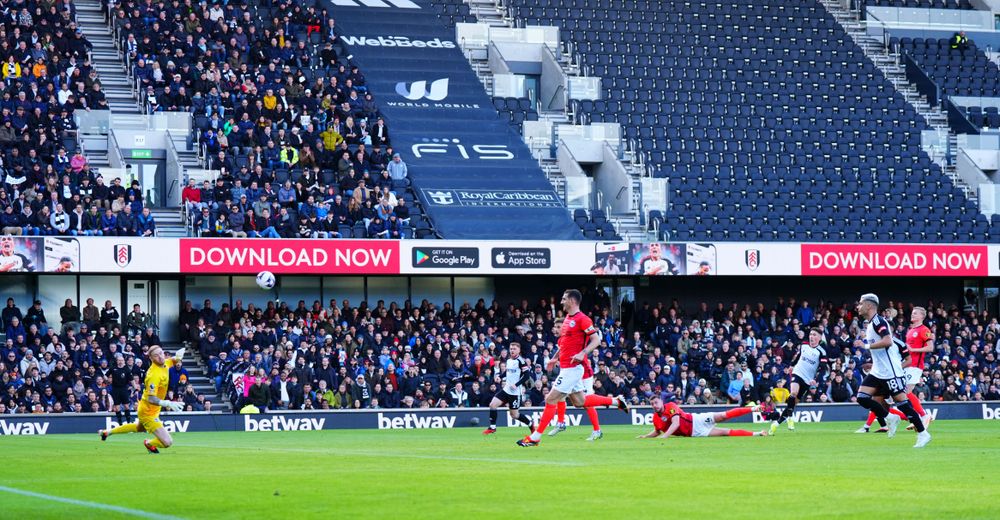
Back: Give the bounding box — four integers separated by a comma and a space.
415, 250, 429, 264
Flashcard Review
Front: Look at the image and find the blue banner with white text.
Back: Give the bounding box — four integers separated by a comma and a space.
325, 0, 579, 239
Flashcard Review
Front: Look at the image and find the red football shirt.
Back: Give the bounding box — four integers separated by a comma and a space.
653, 402, 692, 437
557, 311, 596, 369
906, 325, 932, 370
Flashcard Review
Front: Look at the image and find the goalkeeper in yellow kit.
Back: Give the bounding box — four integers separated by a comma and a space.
99, 345, 186, 453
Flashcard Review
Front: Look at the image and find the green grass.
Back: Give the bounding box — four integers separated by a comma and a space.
0, 421, 998, 519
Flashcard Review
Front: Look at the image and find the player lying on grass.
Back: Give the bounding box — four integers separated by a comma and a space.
99, 345, 186, 454
517, 289, 628, 447
637, 396, 767, 439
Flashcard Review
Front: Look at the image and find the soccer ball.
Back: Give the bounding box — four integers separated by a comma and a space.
255, 271, 276, 290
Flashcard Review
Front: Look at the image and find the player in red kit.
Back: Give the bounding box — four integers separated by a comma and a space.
548, 355, 608, 440
903, 307, 933, 429
517, 290, 628, 447
637, 396, 767, 439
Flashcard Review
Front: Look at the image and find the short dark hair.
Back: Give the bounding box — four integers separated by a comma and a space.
564, 289, 582, 303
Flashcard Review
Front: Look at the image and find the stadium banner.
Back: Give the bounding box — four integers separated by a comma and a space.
0, 236, 179, 273
800, 244, 989, 277
2, 402, 998, 435
5, 238, 999, 276
178, 239, 400, 274
324, 0, 579, 240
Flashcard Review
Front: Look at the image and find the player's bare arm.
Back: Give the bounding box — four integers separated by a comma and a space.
571, 333, 601, 364
910, 334, 935, 353
866, 334, 892, 350
657, 416, 680, 439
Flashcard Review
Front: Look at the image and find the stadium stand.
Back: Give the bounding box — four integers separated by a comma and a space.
107, 0, 578, 240
503, 0, 992, 242
0, 0, 162, 236
3, 293, 997, 414
426, 0, 477, 25
893, 37, 1000, 98
864, 0, 973, 8
962, 105, 1000, 130
493, 96, 539, 134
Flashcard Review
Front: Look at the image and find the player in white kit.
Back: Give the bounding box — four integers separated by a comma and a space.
483, 342, 534, 435
769, 328, 827, 435
854, 293, 931, 448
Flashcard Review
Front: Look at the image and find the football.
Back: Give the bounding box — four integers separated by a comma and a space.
255, 271, 276, 290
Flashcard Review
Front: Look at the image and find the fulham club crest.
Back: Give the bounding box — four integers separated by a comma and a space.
114, 244, 132, 268
744, 249, 760, 272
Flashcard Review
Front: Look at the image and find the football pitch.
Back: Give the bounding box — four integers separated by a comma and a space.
1, 421, 997, 519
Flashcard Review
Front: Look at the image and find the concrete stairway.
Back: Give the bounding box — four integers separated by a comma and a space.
75, 0, 141, 114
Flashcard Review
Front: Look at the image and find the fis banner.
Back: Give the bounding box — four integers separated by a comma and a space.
2, 402, 998, 435
326, 0, 577, 240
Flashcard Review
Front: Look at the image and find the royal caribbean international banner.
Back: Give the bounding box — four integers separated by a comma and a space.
1, 402, 998, 435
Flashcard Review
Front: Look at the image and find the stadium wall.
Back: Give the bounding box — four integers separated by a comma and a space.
1, 402, 997, 435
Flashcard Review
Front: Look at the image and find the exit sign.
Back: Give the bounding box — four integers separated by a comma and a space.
131, 149, 153, 159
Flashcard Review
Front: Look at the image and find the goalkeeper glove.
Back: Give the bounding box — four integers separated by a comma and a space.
173, 348, 186, 362
159, 400, 184, 412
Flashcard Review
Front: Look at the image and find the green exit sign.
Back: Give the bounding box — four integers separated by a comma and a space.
131, 149, 153, 159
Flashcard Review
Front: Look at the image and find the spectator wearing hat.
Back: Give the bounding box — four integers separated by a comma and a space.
387, 153, 407, 181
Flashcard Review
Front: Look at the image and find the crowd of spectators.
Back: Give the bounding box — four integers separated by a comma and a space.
0, 297, 211, 414
4, 289, 997, 415
0, 0, 157, 237
175, 290, 1000, 412
108, 0, 419, 238
180, 152, 411, 239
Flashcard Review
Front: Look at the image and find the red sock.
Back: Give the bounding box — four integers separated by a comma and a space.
724, 407, 752, 419
889, 408, 907, 419
727, 429, 753, 436
586, 407, 600, 431
907, 393, 926, 416
534, 403, 557, 436
865, 411, 877, 427
556, 401, 566, 423
583, 395, 613, 407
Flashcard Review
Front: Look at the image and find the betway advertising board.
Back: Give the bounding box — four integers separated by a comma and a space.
1, 402, 997, 435
325, 0, 578, 240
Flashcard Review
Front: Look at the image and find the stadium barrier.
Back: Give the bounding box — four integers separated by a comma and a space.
1, 402, 998, 435
3, 236, 999, 277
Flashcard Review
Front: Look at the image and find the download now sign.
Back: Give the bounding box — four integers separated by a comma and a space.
180, 239, 399, 274
801, 244, 988, 276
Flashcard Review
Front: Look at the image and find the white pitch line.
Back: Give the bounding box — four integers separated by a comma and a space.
36, 435, 587, 467
178, 442, 586, 467
0, 485, 186, 520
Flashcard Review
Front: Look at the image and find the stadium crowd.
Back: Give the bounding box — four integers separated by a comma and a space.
0, 297, 212, 414
0, 0, 158, 237
3, 288, 997, 415
109, 0, 416, 238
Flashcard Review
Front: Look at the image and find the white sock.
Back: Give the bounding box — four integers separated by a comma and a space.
530, 431, 542, 441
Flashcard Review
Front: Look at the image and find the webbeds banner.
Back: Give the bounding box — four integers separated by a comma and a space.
2, 402, 998, 435
801, 244, 989, 277
179, 239, 399, 274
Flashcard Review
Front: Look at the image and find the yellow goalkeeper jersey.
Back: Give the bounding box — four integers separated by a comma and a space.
138, 358, 177, 417
770, 386, 790, 404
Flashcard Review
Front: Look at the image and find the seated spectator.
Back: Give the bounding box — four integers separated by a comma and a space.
950, 31, 969, 54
